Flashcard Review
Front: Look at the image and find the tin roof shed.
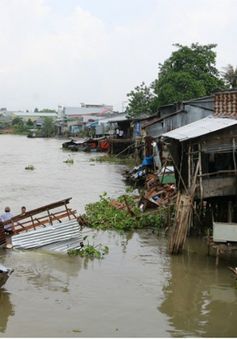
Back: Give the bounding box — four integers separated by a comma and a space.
161, 116, 237, 141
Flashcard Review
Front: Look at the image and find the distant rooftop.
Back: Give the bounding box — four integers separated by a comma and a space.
14, 112, 57, 117
61, 103, 113, 116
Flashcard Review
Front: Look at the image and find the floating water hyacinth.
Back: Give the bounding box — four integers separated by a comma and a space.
25, 165, 35, 170
64, 155, 74, 164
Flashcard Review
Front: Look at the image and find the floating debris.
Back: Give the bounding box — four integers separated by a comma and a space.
0, 264, 14, 288
1, 198, 83, 252
228, 266, 237, 278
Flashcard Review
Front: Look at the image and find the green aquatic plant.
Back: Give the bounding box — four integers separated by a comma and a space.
83, 192, 168, 231
64, 158, 74, 164
25, 165, 35, 170
63, 155, 74, 164
90, 154, 136, 167
68, 243, 109, 259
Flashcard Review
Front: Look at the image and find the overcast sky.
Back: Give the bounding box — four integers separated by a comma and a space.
0, 0, 236, 111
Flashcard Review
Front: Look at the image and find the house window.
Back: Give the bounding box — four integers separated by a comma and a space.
206, 152, 234, 173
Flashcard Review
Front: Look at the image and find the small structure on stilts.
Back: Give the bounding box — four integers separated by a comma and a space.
162, 91, 237, 261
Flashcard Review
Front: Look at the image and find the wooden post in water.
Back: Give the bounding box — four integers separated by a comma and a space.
169, 160, 199, 254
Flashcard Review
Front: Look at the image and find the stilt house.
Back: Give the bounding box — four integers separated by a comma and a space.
161, 90, 237, 254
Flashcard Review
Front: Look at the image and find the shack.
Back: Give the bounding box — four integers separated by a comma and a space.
108, 117, 134, 155
161, 90, 237, 258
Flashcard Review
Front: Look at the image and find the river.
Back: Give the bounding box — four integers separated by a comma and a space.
0, 135, 236, 337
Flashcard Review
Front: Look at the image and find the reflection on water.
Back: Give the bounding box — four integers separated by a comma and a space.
159, 237, 237, 337
0, 290, 14, 333
6, 249, 82, 292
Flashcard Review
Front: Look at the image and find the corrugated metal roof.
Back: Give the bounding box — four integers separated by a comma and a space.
39, 238, 83, 253
14, 112, 57, 117
161, 116, 237, 141
12, 219, 82, 250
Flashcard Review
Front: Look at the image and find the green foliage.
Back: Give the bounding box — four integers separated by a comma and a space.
83, 192, 166, 231
64, 158, 74, 164
12, 117, 24, 126
41, 117, 55, 137
138, 212, 164, 228
153, 43, 225, 106
68, 243, 109, 259
221, 64, 237, 88
25, 165, 34, 170
90, 154, 136, 167
12, 117, 30, 134
126, 82, 156, 118
26, 119, 34, 127
84, 193, 135, 231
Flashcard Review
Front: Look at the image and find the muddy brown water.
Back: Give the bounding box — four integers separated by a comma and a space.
0, 135, 237, 337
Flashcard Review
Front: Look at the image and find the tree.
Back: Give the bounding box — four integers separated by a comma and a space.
222, 64, 237, 88
126, 82, 155, 118
41, 117, 55, 137
34, 108, 39, 112
153, 43, 225, 107
26, 118, 34, 127
11, 117, 24, 127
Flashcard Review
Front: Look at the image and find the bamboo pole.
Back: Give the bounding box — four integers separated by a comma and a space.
188, 145, 191, 189
169, 159, 199, 254
198, 143, 203, 202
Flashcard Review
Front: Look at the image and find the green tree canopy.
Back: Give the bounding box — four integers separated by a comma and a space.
153, 43, 225, 107
26, 118, 34, 126
11, 116, 24, 126
222, 64, 237, 88
41, 117, 55, 137
126, 82, 155, 118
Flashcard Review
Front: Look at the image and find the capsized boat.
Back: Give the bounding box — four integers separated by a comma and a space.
62, 137, 109, 152
62, 138, 89, 151
1, 198, 84, 252
0, 264, 13, 288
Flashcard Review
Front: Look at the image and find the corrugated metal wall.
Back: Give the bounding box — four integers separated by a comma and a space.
146, 106, 211, 138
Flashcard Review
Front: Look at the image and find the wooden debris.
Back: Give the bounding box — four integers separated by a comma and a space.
228, 266, 237, 277
168, 193, 193, 254
110, 198, 136, 217
110, 200, 127, 210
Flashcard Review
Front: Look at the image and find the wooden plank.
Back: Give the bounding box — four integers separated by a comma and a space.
0, 225, 6, 245
12, 210, 77, 235
1, 198, 72, 227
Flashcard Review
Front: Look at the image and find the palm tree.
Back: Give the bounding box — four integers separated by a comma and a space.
222, 64, 237, 88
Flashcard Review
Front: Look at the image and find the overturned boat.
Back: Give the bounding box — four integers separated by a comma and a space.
0, 264, 13, 288
0, 198, 83, 253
